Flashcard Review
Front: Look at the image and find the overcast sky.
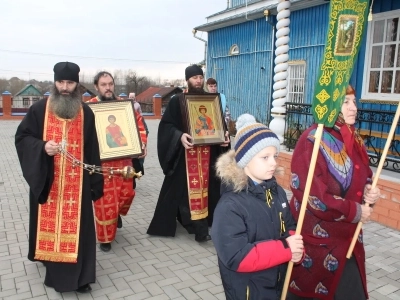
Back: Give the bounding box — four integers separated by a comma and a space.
0, 0, 227, 82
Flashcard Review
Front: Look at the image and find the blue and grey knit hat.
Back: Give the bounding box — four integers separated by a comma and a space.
234, 114, 280, 168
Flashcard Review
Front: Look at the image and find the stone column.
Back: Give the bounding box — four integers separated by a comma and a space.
2, 91, 12, 117
153, 94, 162, 118
269, 0, 291, 143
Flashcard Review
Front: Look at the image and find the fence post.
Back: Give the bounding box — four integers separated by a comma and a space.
119, 93, 127, 100
44, 91, 50, 100
82, 92, 92, 103
153, 94, 162, 118
2, 91, 12, 118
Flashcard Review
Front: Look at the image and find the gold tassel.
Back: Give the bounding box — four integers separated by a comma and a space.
266, 189, 272, 208
368, 0, 374, 22
279, 212, 286, 235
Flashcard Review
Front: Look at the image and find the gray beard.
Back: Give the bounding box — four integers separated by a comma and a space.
49, 85, 82, 119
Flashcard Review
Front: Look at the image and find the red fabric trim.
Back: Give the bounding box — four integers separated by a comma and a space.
135, 112, 147, 144
237, 240, 292, 272
185, 146, 210, 219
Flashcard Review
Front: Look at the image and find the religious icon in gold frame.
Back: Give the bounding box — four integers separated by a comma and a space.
180, 93, 227, 145
87, 100, 143, 160
335, 15, 358, 56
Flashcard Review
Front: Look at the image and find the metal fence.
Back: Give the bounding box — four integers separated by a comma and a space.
284, 102, 314, 151
11, 98, 41, 115
284, 102, 400, 173
139, 102, 154, 115
138, 101, 166, 116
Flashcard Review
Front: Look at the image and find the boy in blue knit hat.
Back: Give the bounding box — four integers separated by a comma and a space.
212, 114, 304, 300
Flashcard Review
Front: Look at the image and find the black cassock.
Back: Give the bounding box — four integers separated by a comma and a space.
147, 94, 229, 237
15, 99, 103, 293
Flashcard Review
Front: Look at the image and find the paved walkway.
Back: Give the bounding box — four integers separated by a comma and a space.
0, 119, 399, 300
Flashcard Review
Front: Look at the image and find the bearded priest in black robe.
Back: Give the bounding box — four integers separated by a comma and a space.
15, 62, 104, 293
147, 65, 230, 242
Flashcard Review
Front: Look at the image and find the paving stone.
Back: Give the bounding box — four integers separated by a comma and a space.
375, 284, 400, 295
197, 290, 219, 300
157, 266, 177, 279
61, 293, 78, 299
3, 291, 33, 300
89, 286, 118, 298
124, 291, 151, 300
190, 281, 216, 293
106, 288, 134, 300
1, 278, 16, 291
388, 292, 400, 300
161, 285, 182, 299
112, 277, 131, 291
157, 276, 182, 287
96, 275, 114, 288
178, 287, 201, 300
31, 296, 51, 300
144, 294, 170, 300
0, 289, 17, 298
145, 282, 164, 296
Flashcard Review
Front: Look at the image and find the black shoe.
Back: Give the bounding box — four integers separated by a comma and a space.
117, 215, 123, 228
76, 284, 92, 293
195, 234, 212, 243
100, 243, 111, 252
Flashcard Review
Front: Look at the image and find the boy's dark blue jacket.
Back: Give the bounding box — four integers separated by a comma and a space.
212, 150, 297, 300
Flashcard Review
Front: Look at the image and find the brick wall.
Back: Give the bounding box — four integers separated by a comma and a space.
276, 151, 400, 231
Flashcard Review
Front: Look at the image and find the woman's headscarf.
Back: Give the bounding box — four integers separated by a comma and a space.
334, 85, 369, 165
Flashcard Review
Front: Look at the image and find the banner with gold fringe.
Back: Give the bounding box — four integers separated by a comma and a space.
312, 0, 369, 127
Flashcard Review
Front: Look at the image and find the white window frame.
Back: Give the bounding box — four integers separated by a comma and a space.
362, 9, 400, 101
22, 97, 30, 107
287, 61, 306, 104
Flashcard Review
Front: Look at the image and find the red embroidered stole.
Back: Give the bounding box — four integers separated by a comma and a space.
35, 102, 84, 263
185, 146, 210, 220
94, 159, 134, 243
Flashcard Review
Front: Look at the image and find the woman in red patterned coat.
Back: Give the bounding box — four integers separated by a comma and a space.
287, 85, 381, 300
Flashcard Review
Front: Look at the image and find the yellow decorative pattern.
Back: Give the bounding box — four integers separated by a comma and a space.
333, 88, 340, 102
341, 86, 347, 97
328, 109, 338, 123
315, 105, 329, 120
316, 90, 331, 104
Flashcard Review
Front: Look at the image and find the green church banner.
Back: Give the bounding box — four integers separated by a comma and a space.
312, 0, 369, 127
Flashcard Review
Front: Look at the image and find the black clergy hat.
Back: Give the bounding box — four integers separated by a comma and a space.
53, 61, 80, 83
185, 64, 203, 81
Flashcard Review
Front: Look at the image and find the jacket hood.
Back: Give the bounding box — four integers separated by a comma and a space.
216, 150, 249, 193
216, 149, 284, 194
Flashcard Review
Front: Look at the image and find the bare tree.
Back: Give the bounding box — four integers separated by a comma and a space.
125, 70, 153, 95
9, 77, 27, 95
0, 78, 10, 92
163, 78, 185, 87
